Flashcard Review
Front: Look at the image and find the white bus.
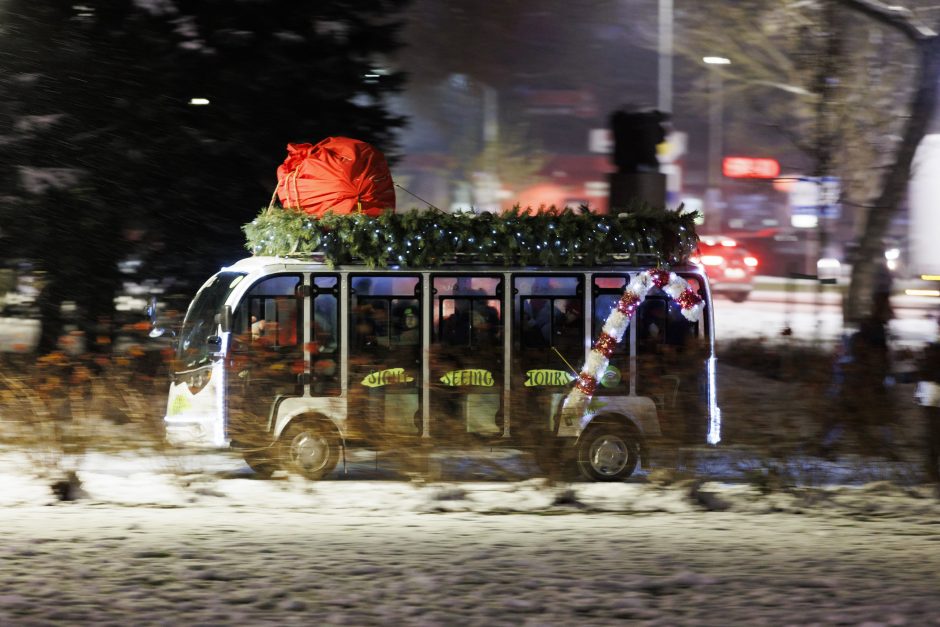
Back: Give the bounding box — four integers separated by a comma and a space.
161, 254, 719, 481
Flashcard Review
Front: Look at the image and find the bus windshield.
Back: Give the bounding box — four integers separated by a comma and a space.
178, 272, 245, 368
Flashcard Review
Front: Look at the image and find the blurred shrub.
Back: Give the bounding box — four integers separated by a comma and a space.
0, 348, 169, 459
718, 337, 834, 382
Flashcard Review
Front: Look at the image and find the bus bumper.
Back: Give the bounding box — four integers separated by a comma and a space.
164, 414, 228, 448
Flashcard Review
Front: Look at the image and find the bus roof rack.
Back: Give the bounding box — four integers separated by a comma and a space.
284, 251, 328, 264
278, 250, 667, 269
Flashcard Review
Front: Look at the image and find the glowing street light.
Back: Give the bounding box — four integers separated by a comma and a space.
188, 98, 210, 106
703, 56, 731, 65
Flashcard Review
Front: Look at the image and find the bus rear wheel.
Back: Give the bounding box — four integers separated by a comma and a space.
533, 440, 579, 480
279, 421, 340, 480
576, 424, 640, 482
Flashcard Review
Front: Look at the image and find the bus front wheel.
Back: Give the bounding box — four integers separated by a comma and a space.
576, 424, 640, 482
279, 421, 340, 480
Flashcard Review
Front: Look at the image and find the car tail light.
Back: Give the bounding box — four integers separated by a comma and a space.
699, 255, 725, 266
744, 256, 758, 268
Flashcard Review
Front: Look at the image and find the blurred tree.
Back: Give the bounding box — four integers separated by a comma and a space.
446, 115, 547, 202
400, 0, 627, 88
396, 0, 639, 203
836, 0, 940, 324
676, 0, 940, 325
0, 0, 408, 353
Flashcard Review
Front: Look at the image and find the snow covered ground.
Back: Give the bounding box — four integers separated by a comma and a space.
2, 447, 940, 626
712, 287, 939, 347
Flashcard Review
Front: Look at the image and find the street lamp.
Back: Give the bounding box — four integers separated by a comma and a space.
703, 56, 730, 232
658, 0, 674, 114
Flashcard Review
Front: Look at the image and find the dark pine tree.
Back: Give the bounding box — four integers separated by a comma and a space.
0, 0, 409, 353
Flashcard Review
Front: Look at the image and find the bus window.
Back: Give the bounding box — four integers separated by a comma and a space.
592, 273, 704, 352
432, 276, 502, 348
591, 274, 632, 393
594, 276, 627, 290
234, 275, 302, 349
592, 274, 627, 350
178, 272, 245, 369
514, 275, 583, 363
311, 275, 339, 396
636, 288, 703, 354
350, 275, 420, 351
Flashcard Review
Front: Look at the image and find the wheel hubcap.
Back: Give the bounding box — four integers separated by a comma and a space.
589, 435, 629, 476
290, 432, 330, 473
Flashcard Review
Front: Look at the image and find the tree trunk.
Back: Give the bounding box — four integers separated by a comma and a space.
36, 277, 65, 355
844, 34, 940, 324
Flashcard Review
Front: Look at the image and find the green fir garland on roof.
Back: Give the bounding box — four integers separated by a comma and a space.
242, 204, 700, 268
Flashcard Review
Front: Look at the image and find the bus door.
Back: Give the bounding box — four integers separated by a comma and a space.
512, 274, 584, 436
229, 273, 304, 447
636, 273, 709, 441
347, 274, 422, 442
429, 275, 504, 440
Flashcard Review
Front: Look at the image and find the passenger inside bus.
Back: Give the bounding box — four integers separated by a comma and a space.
393, 305, 420, 345
519, 277, 582, 361
440, 299, 468, 345
241, 278, 301, 348
523, 298, 556, 346
313, 299, 337, 353
311, 288, 339, 395
440, 293, 500, 347
472, 293, 501, 347
522, 277, 563, 346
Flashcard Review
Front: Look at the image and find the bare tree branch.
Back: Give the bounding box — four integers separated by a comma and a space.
837, 0, 937, 40
752, 80, 814, 96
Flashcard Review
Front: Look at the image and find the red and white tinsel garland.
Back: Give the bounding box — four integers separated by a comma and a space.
558, 269, 704, 435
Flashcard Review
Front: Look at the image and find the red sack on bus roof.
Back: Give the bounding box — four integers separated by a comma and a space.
275, 137, 395, 217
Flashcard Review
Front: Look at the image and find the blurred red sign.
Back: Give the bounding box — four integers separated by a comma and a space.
722, 157, 781, 179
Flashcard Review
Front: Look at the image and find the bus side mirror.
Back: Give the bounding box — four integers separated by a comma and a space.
206, 335, 222, 349
147, 296, 175, 339
146, 297, 158, 323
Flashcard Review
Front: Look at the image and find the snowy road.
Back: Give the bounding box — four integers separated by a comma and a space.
2, 450, 940, 626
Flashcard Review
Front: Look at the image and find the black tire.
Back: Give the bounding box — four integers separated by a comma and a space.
278, 420, 340, 480
533, 440, 579, 480
576, 424, 640, 482
728, 292, 749, 303
242, 448, 279, 478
